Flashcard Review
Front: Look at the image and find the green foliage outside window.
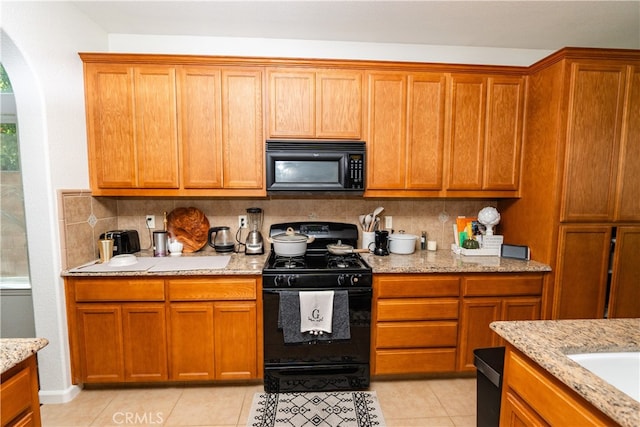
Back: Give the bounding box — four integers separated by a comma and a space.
1, 64, 19, 171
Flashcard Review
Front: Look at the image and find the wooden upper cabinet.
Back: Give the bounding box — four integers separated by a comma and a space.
84, 64, 137, 189
222, 68, 264, 189
561, 62, 627, 222
178, 67, 223, 189
446, 74, 523, 192
366, 72, 446, 194
268, 68, 364, 139
615, 65, 640, 222
134, 67, 179, 189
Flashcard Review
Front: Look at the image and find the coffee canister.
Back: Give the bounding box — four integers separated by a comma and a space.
153, 231, 169, 257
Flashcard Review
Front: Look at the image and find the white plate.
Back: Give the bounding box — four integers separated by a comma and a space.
108, 254, 138, 267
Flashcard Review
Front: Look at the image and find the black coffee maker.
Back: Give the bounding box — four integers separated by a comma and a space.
373, 230, 389, 256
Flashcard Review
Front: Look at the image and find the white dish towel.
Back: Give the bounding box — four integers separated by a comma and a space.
299, 290, 334, 335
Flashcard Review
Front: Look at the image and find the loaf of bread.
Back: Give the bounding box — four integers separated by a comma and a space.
166, 207, 210, 252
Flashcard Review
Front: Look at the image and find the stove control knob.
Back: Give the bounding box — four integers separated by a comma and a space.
274, 275, 286, 287
337, 274, 347, 286
287, 275, 298, 287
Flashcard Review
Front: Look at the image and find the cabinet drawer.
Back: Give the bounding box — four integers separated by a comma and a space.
168, 278, 256, 301
1, 364, 32, 425
377, 299, 459, 321
375, 348, 456, 374
376, 321, 458, 348
463, 274, 543, 297
376, 275, 460, 298
74, 279, 165, 302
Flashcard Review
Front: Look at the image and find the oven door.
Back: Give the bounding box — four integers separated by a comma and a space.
263, 287, 371, 366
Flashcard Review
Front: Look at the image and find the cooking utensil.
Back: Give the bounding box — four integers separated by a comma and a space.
364, 214, 373, 232
327, 240, 370, 255
358, 214, 366, 230
388, 231, 418, 254
268, 227, 316, 257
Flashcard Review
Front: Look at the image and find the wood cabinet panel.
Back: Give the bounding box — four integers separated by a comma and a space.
168, 277, 257, 301
554, 225, 611, 319
134, 67, 179, 188
458, 299, 501, 370
74, 279, 165, 302
222, 68, 264, 189
376, 275, 460, 298
76, 305, 124, 382
375, 349, 457, 374
406, 73, 446, 189
1, 356, 41, 427
376, 321, 458, 348
615, 65, 640, 221
178, 67, 223, 188
377, 299, 458, 321
561, 62, 627, 222
213, 302, 258, 379
462, 274, 543, 297
316, 71, 363, 138
366, 72, 407, 189
169, 303, 215, 380
122, 304, 168, 381
269, 70, 314, 137
483, 77, 524, 190
447, 75, 485, 190
608, 226, 640, 318
84, 64, 137, 188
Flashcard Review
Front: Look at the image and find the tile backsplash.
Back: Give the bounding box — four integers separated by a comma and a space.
59, 190, 496, 269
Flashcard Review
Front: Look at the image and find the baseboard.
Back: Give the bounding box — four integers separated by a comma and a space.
39, 384, 82, 404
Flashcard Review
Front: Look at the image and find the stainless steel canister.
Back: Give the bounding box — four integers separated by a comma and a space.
153, 230, 169, 257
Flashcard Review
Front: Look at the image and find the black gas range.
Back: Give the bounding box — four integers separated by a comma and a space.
262, 222, 372, 393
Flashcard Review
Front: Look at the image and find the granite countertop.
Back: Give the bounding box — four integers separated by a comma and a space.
491, 318, 640, 427
361, 250, 551, 274
63, 249, 550, 277
1, 338, 49, 374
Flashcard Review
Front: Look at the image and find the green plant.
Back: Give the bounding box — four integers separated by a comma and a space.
1, 123, 19, 171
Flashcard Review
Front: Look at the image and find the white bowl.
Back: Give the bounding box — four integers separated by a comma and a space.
108, 254, 138, 267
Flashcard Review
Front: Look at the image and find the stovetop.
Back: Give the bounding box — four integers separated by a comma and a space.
263, 222, 372, 288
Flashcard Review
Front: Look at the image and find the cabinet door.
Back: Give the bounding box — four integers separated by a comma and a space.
615, 65, 640, 221
316, 70, 363, 138
76, 305, 124, 382
483, 76, 524, 190
122, 304, 168, 382
169, 303, 215, 380
178, 66, 223, 188
268, 70, 314, 137
447, 74, 486, 190
366, 72, 407, 189
406, 73, 446, 189
222, 68, 264, 189
457, 299, 501, 371
213, 301, 257, 379
554, 225, 611, 319
608, 226, 640, 318
84, 64, 137, 188
561, 62, 627, 222
134, 66, 179, 188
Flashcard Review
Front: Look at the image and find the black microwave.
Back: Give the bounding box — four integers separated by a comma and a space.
266, 141, 366, 194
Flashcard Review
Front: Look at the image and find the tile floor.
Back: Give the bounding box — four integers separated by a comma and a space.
40, 377, 477, 426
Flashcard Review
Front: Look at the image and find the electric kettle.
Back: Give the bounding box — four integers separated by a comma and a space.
207, 226, 235, 252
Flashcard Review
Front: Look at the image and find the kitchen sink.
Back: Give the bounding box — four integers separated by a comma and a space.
567, 352, 640, 402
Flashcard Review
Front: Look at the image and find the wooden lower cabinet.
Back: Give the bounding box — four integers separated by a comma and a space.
65, 276, 260, 384
1, 355, 42, 427
372, 273, 544, 376
500, 346, 616, 426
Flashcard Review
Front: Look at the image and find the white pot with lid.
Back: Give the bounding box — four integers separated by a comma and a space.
388, 231, 418, 254
268, 227, 316, 257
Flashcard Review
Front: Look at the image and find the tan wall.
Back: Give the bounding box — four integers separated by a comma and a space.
59, 190, 495, 268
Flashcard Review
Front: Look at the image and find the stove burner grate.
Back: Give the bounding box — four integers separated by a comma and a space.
325, 254, 363, 269
273, 255, 306, 269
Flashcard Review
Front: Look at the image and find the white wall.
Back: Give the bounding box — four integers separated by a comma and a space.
1, 1, 107, 403
108, 34, 552, 66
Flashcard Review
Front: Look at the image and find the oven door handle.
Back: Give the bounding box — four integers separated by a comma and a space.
263, 288, 372, 296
